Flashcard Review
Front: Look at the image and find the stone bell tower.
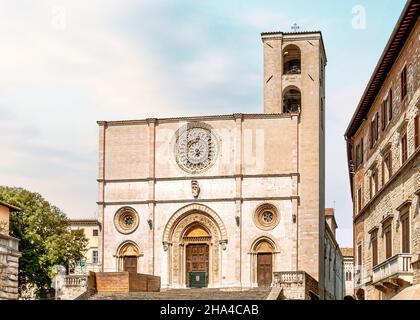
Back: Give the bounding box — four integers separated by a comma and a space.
261, 30, 327, 298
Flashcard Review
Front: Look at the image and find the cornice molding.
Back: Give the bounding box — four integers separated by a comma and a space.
96, 113, 296, 127
98, 173, 300, 183
97, 196, 300, 206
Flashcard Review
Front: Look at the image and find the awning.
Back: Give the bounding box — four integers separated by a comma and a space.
391, 284, 420, 300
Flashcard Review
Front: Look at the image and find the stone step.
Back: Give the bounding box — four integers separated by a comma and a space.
89, 288, 272, 300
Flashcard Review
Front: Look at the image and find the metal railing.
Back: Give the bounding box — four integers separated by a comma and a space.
372, 253, 413, 284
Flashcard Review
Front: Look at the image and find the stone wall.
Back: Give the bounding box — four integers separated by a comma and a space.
0, 233, 20, 300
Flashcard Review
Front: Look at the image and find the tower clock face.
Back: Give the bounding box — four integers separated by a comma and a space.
175, 124, 218, 173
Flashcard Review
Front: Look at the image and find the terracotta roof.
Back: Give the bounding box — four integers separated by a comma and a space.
261, 30, 322, 36
0, 200, 21, 212
97, 113, 297, 126
345, 0, 420, 138
68, 219, 99, 225
341, 248, 354, 257
325, 208, 334, 216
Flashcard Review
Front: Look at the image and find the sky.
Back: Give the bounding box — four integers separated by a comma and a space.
0, 0, 408, 247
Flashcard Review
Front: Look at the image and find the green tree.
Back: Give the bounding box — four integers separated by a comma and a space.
0, 186, 88, 295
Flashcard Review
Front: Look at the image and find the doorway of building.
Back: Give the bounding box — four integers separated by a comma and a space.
186, 244, 209, 288
123, 256, 137, 273
257, 253, 273, 287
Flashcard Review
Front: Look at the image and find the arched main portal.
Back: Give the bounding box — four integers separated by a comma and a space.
163, 204, 228, 288
116, 241, 141, 273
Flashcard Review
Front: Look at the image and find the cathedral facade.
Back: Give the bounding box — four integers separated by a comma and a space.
97, 31, 327, 296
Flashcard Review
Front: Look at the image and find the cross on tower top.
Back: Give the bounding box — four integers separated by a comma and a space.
291, 23, 300, 32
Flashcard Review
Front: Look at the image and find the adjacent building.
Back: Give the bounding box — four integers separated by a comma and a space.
345, 0, 419, 300
341, 248, 354, 298
97, 30, 330, 298
0, 200, 21, 300
324, 208, 344, 300
69, 219, 101, 273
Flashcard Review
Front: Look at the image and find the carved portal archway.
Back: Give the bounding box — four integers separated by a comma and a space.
163, 204, 228, 288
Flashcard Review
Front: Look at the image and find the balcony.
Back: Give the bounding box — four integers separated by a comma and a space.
372, 254, 413, 291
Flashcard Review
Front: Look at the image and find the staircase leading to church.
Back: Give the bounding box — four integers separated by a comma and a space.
88, 287, 272, 300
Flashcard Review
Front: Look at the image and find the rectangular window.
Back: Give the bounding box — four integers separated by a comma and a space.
355, 144, 360, 167
401, 211, 410, 253
370, 169, 378, 199
401, 132, 408, 164
381, 101, 387, 130
370, 113, 379, 148
388, 89, 393, 121
357, 186, 362, 214
93, 229, 98, 237
382, 152, 392, 185
401, 66, 407, 100
415, 115, 420, 149
384, 224, 392, 259
357, 243, 362, 267
372, 234, 378, 267
355, 139, 364, 168
92, 250, 98, 264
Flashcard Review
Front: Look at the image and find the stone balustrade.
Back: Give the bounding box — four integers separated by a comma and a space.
272, 271, 319, 300
273, 271, 305, 284
372, 253, 413, 284
64, 275, 88, 287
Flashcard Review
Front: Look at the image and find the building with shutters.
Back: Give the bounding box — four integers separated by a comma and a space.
96, 29, 335, 298
68, 219, 101, 274
345, 0, 419, 300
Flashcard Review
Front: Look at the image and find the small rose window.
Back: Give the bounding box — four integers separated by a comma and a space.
254, 204, 280, 230
114, 207, 139, 234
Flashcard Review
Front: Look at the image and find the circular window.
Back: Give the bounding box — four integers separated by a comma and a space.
114, 207, 139, 234
254, 204, 279, 230
173, 122, 219, 174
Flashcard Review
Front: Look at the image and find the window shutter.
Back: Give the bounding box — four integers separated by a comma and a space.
370, 121, 374, 148
401, 213, 410, 253
401, 67, 407, 100
357, 244, 362, 266
401, 133, 408, 163
381, 101, 386, 130
415, 115, 419, 149
388, 89, 393, 121
372, 236, 378, 267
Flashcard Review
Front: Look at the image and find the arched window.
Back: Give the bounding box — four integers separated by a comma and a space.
283, 45, 301, 75
283, 87, 301, 113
